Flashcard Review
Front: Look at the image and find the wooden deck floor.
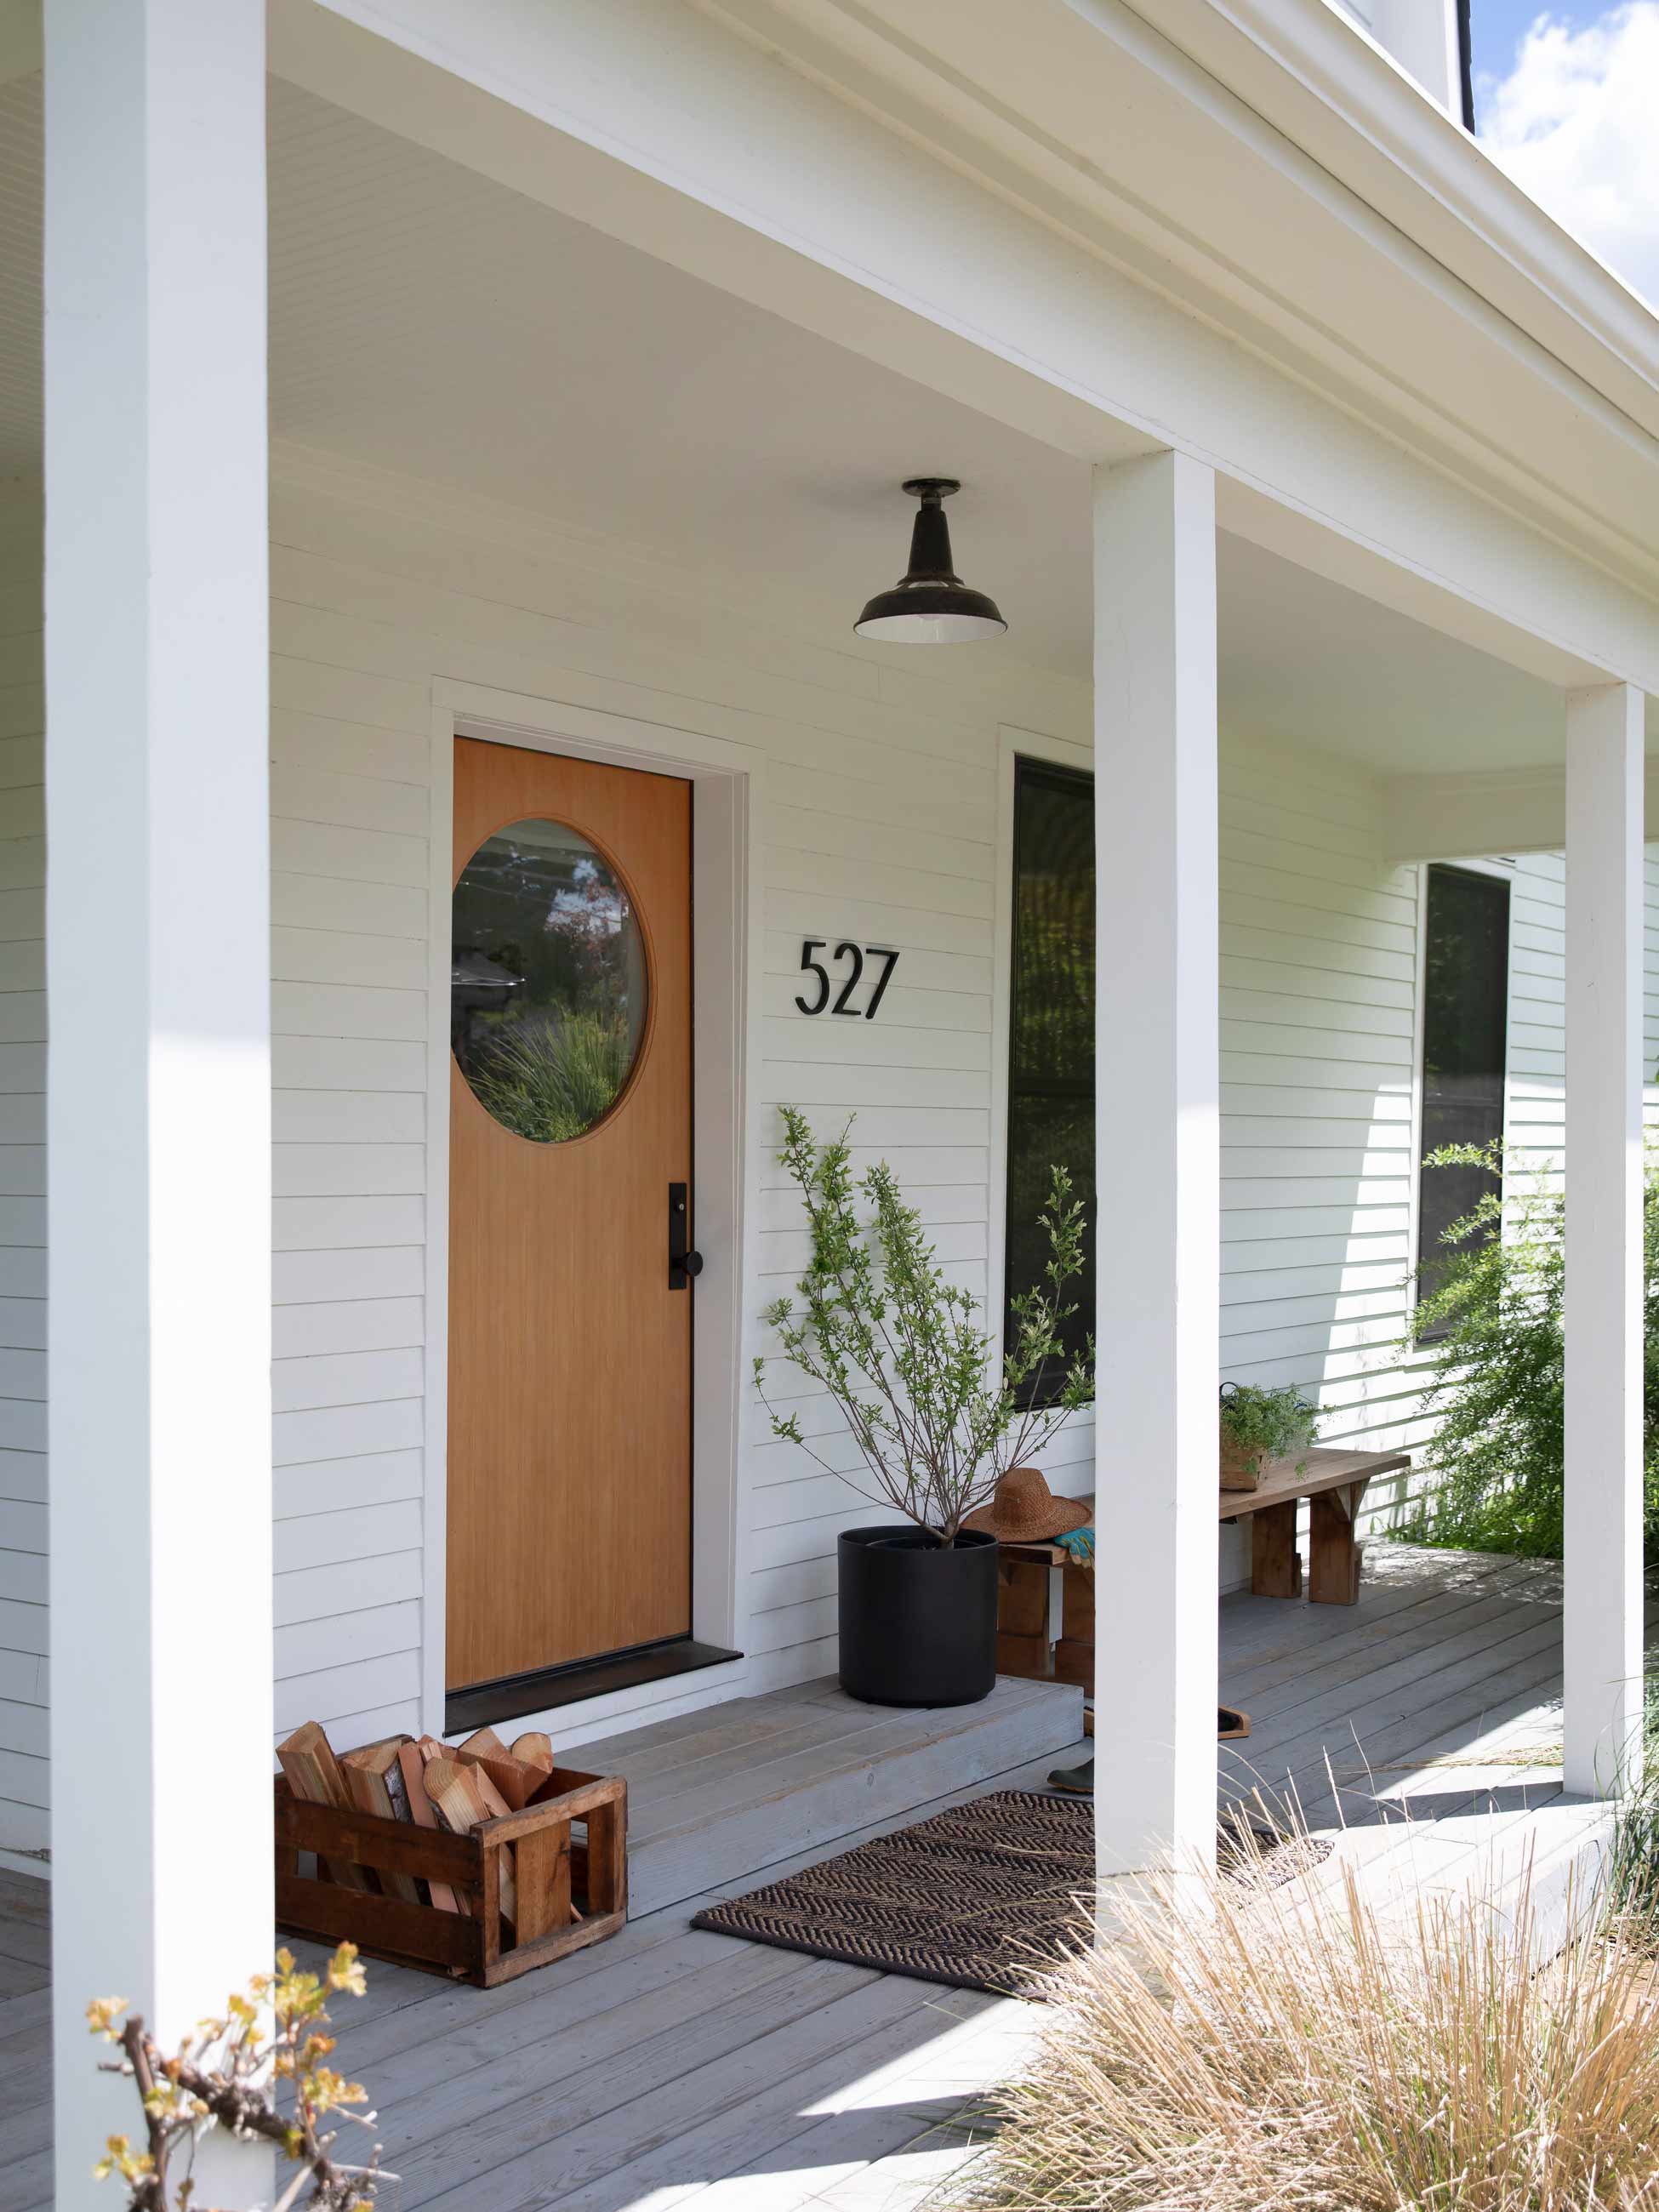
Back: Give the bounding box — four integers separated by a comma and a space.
3, 1543, 1628, 2212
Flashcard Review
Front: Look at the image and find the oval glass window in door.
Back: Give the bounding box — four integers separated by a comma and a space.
451, 817, 649, 1143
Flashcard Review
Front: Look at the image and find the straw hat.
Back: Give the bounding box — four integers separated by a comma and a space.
962, 1466, 1090, 1543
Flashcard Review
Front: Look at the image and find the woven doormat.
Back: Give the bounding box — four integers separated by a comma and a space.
693, 1789, 1089, 1998
693, 1790, 1331, 2000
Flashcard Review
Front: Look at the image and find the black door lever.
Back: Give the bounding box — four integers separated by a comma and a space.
669, 1182, 704, 1291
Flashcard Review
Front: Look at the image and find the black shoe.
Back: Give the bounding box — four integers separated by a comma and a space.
1047, 1757, 1094, 1796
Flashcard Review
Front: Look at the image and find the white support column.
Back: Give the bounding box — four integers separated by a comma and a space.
45, 3, 271, 2203
1563, 681, 1645, 1801
1092, 451, 1220, 1884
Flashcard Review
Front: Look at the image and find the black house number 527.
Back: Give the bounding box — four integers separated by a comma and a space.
795, 939, 900, 1020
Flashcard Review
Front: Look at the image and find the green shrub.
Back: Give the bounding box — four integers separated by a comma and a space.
1405, 1139, 1659, 1563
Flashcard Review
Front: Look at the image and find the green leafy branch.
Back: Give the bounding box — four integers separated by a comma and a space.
754, 1106, 1094, 1542
88, 1945, 387, 2212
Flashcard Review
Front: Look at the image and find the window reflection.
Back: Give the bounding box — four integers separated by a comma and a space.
452, 818, 647, 1143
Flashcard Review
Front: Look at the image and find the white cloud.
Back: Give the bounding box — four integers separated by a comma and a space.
1478, 4, 1659, 308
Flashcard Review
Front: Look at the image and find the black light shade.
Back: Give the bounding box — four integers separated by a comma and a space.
854, 479, 1007, 644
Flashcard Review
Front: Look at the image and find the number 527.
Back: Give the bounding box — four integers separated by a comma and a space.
795, 939, 900, 1021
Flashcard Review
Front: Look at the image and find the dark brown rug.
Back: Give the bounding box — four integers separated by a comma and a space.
693, 1789, 1092, 1998
693, 1789, 1331, 2000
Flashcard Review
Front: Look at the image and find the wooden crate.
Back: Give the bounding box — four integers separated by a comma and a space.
274, 1765, 627, 1987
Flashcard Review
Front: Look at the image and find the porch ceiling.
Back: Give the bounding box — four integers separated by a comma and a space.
0, 70, 1650, 777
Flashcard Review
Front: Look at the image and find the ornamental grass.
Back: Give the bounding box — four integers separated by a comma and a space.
957, 1840, 1659, 2212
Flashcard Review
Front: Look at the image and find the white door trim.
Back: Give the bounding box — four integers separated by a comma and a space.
422, 675, 767, 1745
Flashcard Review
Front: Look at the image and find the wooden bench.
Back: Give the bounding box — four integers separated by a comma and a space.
1219, 1446, 1411, 1604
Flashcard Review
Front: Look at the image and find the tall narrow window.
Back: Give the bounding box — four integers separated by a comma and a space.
1417, 863, 1510, 1324
1004, 760, 1094, 1399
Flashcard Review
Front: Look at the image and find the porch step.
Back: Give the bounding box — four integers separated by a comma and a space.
569, 1673, 1086, 1917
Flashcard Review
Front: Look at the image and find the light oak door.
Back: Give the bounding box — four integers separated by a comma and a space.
447, 737, 693, 1690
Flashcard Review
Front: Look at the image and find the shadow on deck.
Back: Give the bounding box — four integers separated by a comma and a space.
5, 1542, 1624, 2212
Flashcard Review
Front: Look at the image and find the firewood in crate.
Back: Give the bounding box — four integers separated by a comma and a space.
397, 1742, 460, 1914
510, 1731, 555, 1773
456, 1724, 545, 1804
339, 1736, 424, 1906
276, 1722, 372, 1891
424, 1757, 518, 1928
455, 1728, 546, 1811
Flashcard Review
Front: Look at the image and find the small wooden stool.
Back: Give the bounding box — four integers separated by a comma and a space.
995, 1541, 1093, 1687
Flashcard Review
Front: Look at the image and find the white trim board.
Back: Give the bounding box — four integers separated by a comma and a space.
422, 676, 767, 1739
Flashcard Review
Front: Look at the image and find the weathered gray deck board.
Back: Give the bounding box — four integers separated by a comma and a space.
17, 1543, 1636, 2212
612, 1673, 1083, 1911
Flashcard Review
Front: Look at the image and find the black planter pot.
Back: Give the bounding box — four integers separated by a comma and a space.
837, 1524, 1000, 1707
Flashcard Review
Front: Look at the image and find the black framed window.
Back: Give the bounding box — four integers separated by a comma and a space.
1004, 760, 1094, 1400
1417, 863, 1509, 1325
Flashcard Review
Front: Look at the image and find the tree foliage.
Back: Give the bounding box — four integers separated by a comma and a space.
755, 1106, 1094, 1542
1406, 1139, 1659, 1560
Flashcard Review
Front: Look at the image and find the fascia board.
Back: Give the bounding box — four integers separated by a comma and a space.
824, 0, 1659, 429
1149, 0, 1659, 418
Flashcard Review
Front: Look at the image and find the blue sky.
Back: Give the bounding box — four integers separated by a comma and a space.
1467, 0, 1656, 302
1470, 0, 1568, 117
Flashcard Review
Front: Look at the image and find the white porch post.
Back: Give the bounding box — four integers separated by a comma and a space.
1092, 451, 1220, 1883
45, 2, 271, 2203
1563, 681, 1645, 1800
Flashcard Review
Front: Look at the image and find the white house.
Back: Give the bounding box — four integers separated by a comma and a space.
3, 0, 1658, 2202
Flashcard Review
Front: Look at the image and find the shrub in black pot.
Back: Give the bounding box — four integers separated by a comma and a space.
838, 1525, 1001, 1707
755, 1105, 1095, 1708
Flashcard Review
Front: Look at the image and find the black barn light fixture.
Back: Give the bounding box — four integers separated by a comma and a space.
853, 478, 1007, 644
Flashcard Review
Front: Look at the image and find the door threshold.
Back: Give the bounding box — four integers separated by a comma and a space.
445, 1637, 743, 1735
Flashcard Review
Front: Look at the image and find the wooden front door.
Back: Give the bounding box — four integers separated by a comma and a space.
447, 737, 693, 1691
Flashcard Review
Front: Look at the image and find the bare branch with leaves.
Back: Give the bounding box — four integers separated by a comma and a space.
88, 1944, 389, 2212
754, 1106, 1094, 1542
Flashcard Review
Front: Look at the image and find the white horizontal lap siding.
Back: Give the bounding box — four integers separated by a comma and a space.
1216, 738, 1422, 1560
0, 517, 43, 1862
750, 713, 1011, 1691
269, 619, 431, 1748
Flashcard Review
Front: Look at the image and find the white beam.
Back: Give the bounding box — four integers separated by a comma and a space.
1378, 751, 1659, 864
1563, 681, 1645, 1799
45, 2, 271, 2203
1092, 451, 1220, 1882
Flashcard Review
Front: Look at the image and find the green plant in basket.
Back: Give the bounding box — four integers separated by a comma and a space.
1218, 1382, 1318, 1489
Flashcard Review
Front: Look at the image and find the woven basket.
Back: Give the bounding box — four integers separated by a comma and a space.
1219, 1435, 1263, 1492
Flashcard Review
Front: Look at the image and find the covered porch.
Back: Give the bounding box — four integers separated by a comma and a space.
9, 2, 1658, 2206
3, 1542, 1633, 2212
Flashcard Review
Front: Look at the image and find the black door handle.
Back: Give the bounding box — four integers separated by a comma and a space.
669, 1183, 703, 1290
